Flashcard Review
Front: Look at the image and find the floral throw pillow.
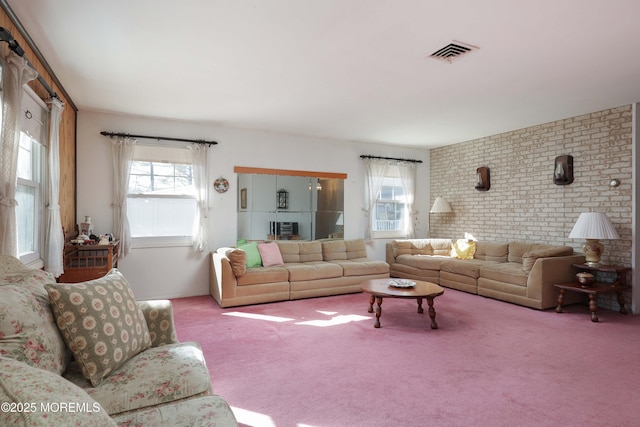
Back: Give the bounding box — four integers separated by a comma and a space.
0, 356, 116, 427
0, 269, 68, 374
45, 269, 151, 386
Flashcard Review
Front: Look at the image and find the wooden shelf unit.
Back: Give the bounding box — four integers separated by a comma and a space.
59, 240, 120, 283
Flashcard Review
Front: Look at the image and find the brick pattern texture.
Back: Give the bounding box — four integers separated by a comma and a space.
430, 106, 632, 311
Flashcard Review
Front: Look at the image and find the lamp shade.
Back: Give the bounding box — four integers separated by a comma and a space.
568, 212, 620, 240
430, 197, 453, 214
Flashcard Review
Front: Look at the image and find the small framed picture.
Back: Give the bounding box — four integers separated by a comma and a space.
240, 188, 247, 210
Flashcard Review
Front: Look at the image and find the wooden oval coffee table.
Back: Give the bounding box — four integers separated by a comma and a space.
361, 279, 445, 330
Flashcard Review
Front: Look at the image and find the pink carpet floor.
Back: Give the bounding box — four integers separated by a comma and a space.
171, 289, 640, 427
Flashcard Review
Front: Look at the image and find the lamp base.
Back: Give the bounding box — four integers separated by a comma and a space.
582, 239, 603, 267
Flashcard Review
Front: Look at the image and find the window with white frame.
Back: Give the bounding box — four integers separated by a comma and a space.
127, 145, 197, 244
16, 88, 48, 265
371, 166, 409, 238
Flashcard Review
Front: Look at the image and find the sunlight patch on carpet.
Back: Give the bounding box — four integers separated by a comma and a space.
222, 312, 294, 322
231, 406, 276, 427
295, 314, 370, 327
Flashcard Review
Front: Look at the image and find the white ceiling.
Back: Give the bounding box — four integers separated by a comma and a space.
6, 0, 640, 148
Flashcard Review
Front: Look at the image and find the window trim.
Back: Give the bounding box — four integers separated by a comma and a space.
16, 86, 48, 265
127, 147, 197, 247
371, 170, 409, 239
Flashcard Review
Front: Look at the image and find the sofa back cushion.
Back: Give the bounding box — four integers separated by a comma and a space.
322, 239, 368, 261
0, 268, 69, 375
508, 242, 560, 264
277, 241, 323, 263
474, 242, 509, 262
345, 239, 368, 259
431, 239, 454, 256
322, 240, 348, 261
521, 246, 574, 272
391, 240, 435, 257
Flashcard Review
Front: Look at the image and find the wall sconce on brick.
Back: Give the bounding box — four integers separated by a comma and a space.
475, 166, 490, 191
553, 155, 573, 185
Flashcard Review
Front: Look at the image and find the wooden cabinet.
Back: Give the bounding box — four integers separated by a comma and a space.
58, 240, 120, 283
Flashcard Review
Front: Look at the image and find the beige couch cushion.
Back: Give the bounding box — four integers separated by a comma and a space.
508, 242, 552, 264
441, 258, 494, 279
287, 262, 343, 281
345, 239, 368, 259
332, 259, 389, 277
395, 254, 448, 271
522, 246, 574, 272
480, 263, 528, 286
322, 240, 348, 261
431, 239, 454, 256
391, 240, 433, 257
474, 242, 509, 262
237, 266, 289, 286
277, 241, 323, 263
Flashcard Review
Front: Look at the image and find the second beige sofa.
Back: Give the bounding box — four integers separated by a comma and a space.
211, 239, 389, 308
386, 239, 585, 310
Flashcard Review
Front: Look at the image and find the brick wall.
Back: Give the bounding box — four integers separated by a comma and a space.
430, 105, 632, 311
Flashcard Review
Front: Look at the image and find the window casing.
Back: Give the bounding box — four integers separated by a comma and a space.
127, 146, 197, 246
16, 88, 47, 265
372, 166, 409, 238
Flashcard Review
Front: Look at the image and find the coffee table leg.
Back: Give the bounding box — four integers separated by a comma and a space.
427, 297, 438, 329
588, 294, 599, 322
416, 297, 424, 314
555, 289, 565, 313
367, 294, 375, 313
375, 296, 383, 328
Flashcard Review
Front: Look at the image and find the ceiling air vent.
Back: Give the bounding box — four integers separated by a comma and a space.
429, 41, 478, 63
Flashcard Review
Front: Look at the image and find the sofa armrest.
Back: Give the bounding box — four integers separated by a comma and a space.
210, 251, 239, 306
137, 300, 179, 347
385, 243, 395, 266
526, 254, 585, 308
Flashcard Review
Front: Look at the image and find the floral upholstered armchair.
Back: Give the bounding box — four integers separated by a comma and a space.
0, 255, 237, 426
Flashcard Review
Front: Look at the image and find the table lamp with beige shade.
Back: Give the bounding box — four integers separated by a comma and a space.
568, 212, 620, 267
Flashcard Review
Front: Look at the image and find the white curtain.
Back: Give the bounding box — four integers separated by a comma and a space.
0, 53, 38, 256
363, 158, 390, 242
398, 161, 417, 238
111, 136, 136, 258
189, 143, 209, 251
44, 97, 65, 276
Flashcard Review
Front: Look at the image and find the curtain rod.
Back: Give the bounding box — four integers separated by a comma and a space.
360, 155, 423, 164
0, 26, 60, 101
100, 131, 218, 146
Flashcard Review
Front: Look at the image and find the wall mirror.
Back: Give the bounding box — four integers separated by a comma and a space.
235, 166, 346, 242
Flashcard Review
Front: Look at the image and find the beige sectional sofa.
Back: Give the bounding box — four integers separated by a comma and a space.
211, 239, 389, 308
386, 239, 585, 309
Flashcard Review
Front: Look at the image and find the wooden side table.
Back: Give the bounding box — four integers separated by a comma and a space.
553, 264, 631, 322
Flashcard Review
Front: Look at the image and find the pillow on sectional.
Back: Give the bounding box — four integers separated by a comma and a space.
451, 239, 476, 260
226, 249, 247, 276
0, 356, 115, 427
0, 268, 68, 375
45, 269, 152, 386
237, 241, 262, 268
257, 242, 285, 267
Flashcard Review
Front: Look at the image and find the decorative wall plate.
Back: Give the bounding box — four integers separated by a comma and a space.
214, 177, 229, 193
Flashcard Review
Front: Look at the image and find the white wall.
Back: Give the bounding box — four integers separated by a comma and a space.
77, 111, 429, 299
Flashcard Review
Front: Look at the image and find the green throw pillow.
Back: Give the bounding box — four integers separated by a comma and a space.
238, 241, 262, 268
